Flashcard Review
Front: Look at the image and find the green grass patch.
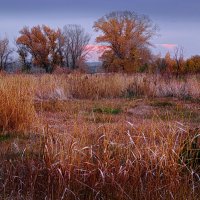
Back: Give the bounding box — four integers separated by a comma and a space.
0, 134, 12, 142
93, 107, 122, 115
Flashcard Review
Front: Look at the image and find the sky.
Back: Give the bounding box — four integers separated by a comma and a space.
0, 0, 200, 61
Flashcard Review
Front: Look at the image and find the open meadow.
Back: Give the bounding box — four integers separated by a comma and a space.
0, 73, 200, 199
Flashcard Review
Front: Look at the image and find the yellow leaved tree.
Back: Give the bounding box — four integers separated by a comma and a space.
93, 11, 157, 72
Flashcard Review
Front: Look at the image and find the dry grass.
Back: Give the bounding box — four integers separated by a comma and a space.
41, 122, 199, 200
0, 73, 199, 199
3, 73, 197, 101
1, 122, 199, 199
0, 75, 36, 133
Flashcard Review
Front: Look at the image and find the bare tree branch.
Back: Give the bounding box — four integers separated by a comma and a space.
0, 37, 13, 71
63, 25, 91, 69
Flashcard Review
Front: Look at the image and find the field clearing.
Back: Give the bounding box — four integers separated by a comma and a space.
0, 73, 200, 199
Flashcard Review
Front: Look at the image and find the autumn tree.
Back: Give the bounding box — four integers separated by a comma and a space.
16, 25, 65, 73
0, 37, 13, 71
93, 11, 157, 72
137, 47, 153, 72
63, 25, 91, 69
186, 55, 200, 73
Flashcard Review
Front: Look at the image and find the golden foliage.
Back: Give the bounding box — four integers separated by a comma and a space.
16, 25, 64, 72
186, 55, 200, 73
94, 11, 156, 72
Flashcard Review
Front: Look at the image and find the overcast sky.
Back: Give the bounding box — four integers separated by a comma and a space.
0, 0, 199, 60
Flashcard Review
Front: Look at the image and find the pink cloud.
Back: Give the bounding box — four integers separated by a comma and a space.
86, 43, 179, 61
156, 43, 178, 49
85, 44, 110, 53
85, 44, 110, 61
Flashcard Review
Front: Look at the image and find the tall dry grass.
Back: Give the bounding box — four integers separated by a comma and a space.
41, 122, 197, 199
3, 73, 197, 100
0, 75, 36, 133
0, 73, 199, 132
1, 122, 199, 199
0, 73, 199, 199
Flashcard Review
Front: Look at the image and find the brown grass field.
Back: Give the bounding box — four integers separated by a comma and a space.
0, 73, 200, 199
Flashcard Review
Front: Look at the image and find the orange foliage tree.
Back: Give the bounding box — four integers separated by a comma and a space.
93, 11, 157, 72
16, 25, 65, 73
186, 55, 200, 73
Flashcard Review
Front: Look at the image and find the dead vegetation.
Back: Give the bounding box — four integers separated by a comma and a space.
0, 75, 37, 133
0, 73, 199, 199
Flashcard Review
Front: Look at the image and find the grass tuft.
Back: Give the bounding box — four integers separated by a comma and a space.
0, 134, 12, 142
93, 107, 122, 115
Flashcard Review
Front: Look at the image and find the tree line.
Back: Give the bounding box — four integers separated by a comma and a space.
0, 10, 200, 75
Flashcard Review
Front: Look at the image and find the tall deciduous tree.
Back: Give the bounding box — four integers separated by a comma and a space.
164, 52, 176, 74
63, 25, 91, 69
0, 37, 13, 71
93, 11, 157, 72
186, 55, 200, 73
16, 25, 64, 73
